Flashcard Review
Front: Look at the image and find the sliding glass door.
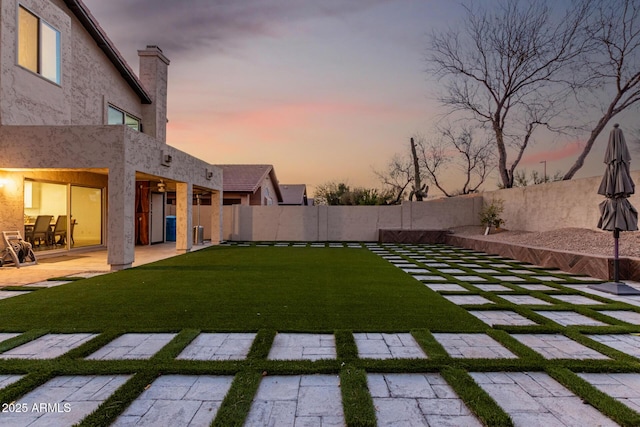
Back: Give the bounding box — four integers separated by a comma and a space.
70, 186, 102, 248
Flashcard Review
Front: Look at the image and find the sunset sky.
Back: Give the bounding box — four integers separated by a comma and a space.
82, 0, 634, 196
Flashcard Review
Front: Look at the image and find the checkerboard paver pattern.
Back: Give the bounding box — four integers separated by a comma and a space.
86, 333, 176, 360
268, 333, 337, 361
510, 334, 609, 359
244, 375, 345, 426
0, 333, 97, 359
177, 333, 256, 361
112, 375, 234, 426
353, 333, 427, 359
368, 373, 482, 427
578, 373, 640, 413
0, 375, 131, 427
470, 372, 618, 426
433, 333, 517, 359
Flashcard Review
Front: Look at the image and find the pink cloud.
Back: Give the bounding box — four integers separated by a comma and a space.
520, 141, 585, 165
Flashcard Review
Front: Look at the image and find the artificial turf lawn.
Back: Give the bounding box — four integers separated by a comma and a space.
0, 246, 486, 332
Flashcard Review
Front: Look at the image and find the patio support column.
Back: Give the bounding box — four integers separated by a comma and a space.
175, 182, 193, 253
108, 167, 136, 270
210, 190, 222, 244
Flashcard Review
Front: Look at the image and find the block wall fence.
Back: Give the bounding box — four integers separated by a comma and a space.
218, 170, 640, 242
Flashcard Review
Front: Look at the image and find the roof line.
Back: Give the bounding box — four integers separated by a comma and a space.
64, 0, 153, 104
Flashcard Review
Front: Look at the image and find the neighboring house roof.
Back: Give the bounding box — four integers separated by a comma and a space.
280, 184, 308, 205
63, 0, 153, 104
217, 164, 283, 202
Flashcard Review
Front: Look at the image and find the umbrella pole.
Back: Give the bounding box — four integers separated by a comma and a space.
613, 228, 620, 283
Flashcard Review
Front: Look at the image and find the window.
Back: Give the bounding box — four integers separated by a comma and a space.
107, 105, 140, 131
18, 6, 60, 84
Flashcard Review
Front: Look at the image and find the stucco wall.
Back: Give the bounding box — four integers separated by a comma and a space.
222, 195, 483, 241
0, 0, 143, 127
484, 170, 640, 232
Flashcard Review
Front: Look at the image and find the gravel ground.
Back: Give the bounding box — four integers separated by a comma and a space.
450, 226, 640, 259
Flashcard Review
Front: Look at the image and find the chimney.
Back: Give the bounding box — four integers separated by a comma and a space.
138, 45, 170, 143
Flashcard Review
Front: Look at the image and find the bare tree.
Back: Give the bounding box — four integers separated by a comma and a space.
373, 154, 414, 204
564, 0, 640, 179
409, 137, 428, 201
418, 126, 495, 197
428, 0, 590, 188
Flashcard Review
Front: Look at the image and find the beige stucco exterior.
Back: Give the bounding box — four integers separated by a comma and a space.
0, 0, 222, 269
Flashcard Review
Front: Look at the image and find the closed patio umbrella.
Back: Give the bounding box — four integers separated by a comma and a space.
590, 124, 640, 295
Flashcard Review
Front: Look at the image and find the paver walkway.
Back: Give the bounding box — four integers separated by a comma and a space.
4, 242, 640, 425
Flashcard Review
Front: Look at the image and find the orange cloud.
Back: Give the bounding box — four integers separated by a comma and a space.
520, 141, 585, 165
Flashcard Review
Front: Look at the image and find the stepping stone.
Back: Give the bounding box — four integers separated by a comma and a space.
598, 310, 640, 325
433, 333, 517, 359
452, 275, 487, 282
530, 276, 566, 282
474, 284, 512, 292
0, 374, 24, 389
0, 333, 20, 344
458, 263, 482, 268
470, 372, 617, 427
511, 334, 609, 359
578, 373, 640, 413
368, 373, 482, 427
67, 272, 107, 279
353, 333, 427, 359
0, 291, 30, 299
438, 268, 466, 274
1, 375, 131, 427
268, 333, 336, 361
550, 295, 604, 305
489, 263, 513, 268
86, 333, 177, 360
498, 295, 552, 305
508, 269, 537, 275
472, 269, 499, 274
401, 268, 430, 274
177, 333, 256, 361
535, 311, 607, 326
468, 310, 537, 326
587, 334, 640, 358
518, 284, 556, 291
413, 275, 446, 282
491, 276, 526, 282
245, 375, 345, 426
443, 295, 494, 305
425, 284, 468, 292
424, 263, 450, 268
112, 375, 233, 427
0, 334, 97, 359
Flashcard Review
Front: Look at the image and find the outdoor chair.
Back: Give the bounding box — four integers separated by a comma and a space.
1, 231, 37, 267
51, 215, 67, 246
25, 215, 53, 247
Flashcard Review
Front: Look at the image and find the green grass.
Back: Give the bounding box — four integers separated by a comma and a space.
0, 246, 484, 332
2, 243, 640, 426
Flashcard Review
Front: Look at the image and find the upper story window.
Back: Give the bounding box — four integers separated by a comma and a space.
108, 105, 141, 131
18, 5, 60, 84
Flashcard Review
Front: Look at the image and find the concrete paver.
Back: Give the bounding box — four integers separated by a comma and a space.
598, 310, 640, 325
268, 333, 336, 361
0, 375, 131, 427
0, 374, 24, 389
474, 284, 512, 292
368, 373, 482, 427
0, 333, 97, 359
353, 333, 427, 359
425, 283, 469, 292
0, 290, 31, 299
511, 334, 609, 359
578, 373, 640, 413
550, 295, 604, 305
470, 372, 618, 427
86, 333, 176, 360
518, 284, 557, 291
177, 333, 256, 361
443, 295, 494, 305
112, 375, 234, 426
587, 334, 640, 358
244, 375, 345, 426
498, 295, 552, 305
0, 332, 20, 344
433, 333, 517, 359
534, 311, 608, 326
468, 310, 537, 326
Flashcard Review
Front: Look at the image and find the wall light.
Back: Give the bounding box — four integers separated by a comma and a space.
0, 178, 9, 188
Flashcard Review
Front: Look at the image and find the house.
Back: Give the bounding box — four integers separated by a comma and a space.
217, 165, 282, 206
279, 184, 310, 206
0, 0, 222, 270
